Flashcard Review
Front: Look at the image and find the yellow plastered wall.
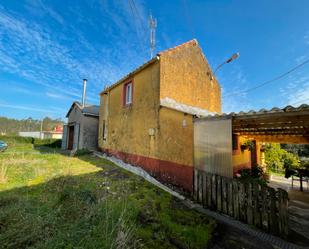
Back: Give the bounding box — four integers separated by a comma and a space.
232, 135, 262, 171
232, 136, 251, 168
157, 107, 194, 166
98, 61, 160, 157
159, 41, 221, 113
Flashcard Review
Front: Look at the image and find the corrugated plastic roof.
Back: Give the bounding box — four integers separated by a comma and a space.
203, 104, 309, 119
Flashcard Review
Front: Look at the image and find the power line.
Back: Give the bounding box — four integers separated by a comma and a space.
223, 57, 309, 98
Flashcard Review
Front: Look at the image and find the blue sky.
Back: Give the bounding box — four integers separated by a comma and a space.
0, 0, 309, 120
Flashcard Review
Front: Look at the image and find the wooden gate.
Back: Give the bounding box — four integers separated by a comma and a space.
194, 169, 289, 237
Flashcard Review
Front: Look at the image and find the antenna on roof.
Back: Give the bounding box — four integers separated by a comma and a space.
148, 13, 157, 59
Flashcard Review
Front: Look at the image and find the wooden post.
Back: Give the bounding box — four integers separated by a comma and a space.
217, 175, 222, 212
211, 174, 217, 210
246, 183, 253, 225
253, 183, 261, 228
198, 171, 203, 203
239, 182, 246, 222
222, 177, 227, 214
261, 187, 269, 231
194, 169, 198, 201
228, 179, 234, 217
268, 187, 278, 235
202, 172, 207, 207
233, 181, 239, 219
206, 174, 212, 207
278, 188, 289, 237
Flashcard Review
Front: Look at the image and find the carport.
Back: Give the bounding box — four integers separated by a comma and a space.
194, 104, 309, 178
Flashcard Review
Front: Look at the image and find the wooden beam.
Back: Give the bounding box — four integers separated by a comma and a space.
242, 135, 309, 144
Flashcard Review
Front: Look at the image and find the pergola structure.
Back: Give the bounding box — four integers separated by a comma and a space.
193, 104, 309, 179
220, 104, 309, 144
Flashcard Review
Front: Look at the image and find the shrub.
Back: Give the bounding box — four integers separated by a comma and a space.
74, 149, 92, 156
237, 165, 268, 186
33, 138, 61, 148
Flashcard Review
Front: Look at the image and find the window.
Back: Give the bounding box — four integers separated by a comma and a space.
124, 82, 133, 105
102, 120, 106, 141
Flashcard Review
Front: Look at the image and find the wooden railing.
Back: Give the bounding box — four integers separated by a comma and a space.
193, 169, 289, 237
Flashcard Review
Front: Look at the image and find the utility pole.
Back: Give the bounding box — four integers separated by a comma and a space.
148, 14, 157, 59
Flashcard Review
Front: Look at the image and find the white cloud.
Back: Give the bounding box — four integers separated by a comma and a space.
0, 103, 61, 114
0, 0, 152, 107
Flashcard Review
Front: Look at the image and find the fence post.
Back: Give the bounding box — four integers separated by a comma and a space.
253, 183, 262, 228
278, 188, 289, 237
202, 172, 207, 207
261, 186, 269, 231
228, 179, 234, 217
194, 169, 198, 201
206, 174, 212, 207
211, 174, 217, 210
222, 177, 227, 214
239, 182, 246, 222
268, 187, 278, 235
217, 175, 222, 212
247, 182, 253, 225
198, 171, 203, 203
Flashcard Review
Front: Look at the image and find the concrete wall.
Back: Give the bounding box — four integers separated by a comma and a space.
81, 115, 98, 150
159, 40, 221, 113
67, 105, 98, 150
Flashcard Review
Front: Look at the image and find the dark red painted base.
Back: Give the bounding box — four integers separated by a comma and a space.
102, 148, 193, 192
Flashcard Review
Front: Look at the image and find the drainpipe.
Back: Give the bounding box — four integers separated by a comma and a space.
82, 79, 87, 107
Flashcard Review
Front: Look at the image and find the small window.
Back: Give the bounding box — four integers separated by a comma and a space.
124, 82, 133, 105
232, 134, 238, 150
102, 120, 106, 141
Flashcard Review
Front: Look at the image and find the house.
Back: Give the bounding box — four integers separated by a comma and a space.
98, 39, 255, 192
62, 101, 99, 151
19, 126, 63, 139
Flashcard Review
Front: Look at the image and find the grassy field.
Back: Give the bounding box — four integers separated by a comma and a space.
0, 137, 215, 249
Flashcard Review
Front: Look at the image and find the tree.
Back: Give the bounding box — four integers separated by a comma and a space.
264, 143, 300, 172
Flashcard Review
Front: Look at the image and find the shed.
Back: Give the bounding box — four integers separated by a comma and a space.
62, 101, 99, 151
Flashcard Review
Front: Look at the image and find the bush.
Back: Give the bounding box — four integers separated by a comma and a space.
237, 165, 268, 186
0, 136, 61, 148
74, 149, 92, 156
33, 138, 61, 148
0, 136, 34, 144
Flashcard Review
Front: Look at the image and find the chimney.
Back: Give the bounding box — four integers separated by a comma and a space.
82, 79, 87, 107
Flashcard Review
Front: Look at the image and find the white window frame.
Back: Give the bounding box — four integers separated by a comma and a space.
125, 82, 132, 105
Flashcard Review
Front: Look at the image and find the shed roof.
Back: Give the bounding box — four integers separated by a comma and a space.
66, 101, 99, 118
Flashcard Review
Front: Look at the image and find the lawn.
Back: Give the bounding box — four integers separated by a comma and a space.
0, 137, 215, 249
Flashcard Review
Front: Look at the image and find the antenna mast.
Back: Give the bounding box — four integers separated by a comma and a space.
148, 14, 157, 59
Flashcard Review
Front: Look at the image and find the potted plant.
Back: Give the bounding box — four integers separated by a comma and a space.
241, 140, 254, 151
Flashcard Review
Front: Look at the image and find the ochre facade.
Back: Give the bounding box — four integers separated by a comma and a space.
232, 135, 262, 175
99, 40, 222, 192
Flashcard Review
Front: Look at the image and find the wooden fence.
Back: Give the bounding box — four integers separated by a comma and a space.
193, 169, 289, 237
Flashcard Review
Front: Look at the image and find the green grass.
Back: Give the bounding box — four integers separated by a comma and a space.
0, 137, 215, 249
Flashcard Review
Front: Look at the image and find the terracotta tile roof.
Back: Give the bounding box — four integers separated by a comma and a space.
158, 39, 198, 55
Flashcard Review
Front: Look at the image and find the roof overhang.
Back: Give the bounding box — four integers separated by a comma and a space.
100, 56, 159, 95
160, 97, 216, 117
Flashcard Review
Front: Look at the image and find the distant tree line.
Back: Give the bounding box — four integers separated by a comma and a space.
0, 116, 64, 135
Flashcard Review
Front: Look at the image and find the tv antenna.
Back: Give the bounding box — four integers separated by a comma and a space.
148, 14, 157, 58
